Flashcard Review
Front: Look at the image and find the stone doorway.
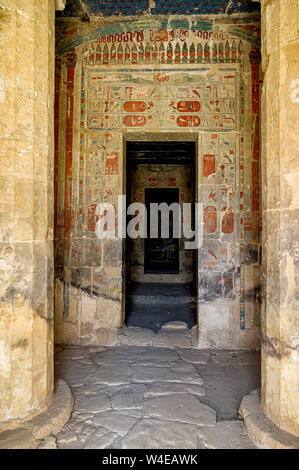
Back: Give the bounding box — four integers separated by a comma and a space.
125, 141, 197, 331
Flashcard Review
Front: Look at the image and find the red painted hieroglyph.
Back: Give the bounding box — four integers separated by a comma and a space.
105, 152, 118, 175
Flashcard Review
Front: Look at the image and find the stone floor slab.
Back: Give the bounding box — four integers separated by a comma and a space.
37, 343, 262, 450
89, 364, 132, 386
122, 418, 198, 449
92, 411, 140, 437
145, 381, 206, 397
132, 365, 183, 383
152, 329, 192, 349
211, 351, 260, 366
75, 392, 111, 414
198, 420, 256, 449
179, 349, 211, 364
118, 327, 155, 346
143, 393, 216, 426
84, 430, 118, 449
56, 360, 96, 387
110, 384, 148, 410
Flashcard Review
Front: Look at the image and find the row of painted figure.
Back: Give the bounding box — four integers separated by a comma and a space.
82, 40, 243, 65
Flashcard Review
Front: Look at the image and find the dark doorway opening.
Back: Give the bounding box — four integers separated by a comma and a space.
125, 141, 197, 331
144, 188, 179, 274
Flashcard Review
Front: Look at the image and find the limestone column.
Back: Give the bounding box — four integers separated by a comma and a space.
260, 0, 299, 436
0, 1, 56, 423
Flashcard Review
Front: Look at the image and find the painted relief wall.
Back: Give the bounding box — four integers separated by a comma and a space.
54, 13, 261, 348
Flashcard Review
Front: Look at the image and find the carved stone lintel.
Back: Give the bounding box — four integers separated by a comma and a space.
55, 0, 66, 11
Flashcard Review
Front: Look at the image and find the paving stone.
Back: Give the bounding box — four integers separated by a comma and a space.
57, 438, 83, 449
145, 381, 206, 397
56, 427, 79, 446
132, 362, 204, 386
122, 347, 180, 366
84, 430, 118, 449
143, 394, 216, 426
122, 418, 198, 449
132, 365, 183, 383
56, 360, 96, 387
198, 420, 256, 449
89, 364, 132, 386
72, 383, 107, 397
70, 412, 94, 422
107, 436, 123, 449
211, 351, 260, 366
118, 327, 155, 346
152, 329, 192, 349
75, 392, 111, 414
88, 346, 108, 354
81, 423, 103, 438
91, 348, 132, 365
178, 349, 211, 364
92, 411, 140, 437
56, 346, 90, 361
170, 362, 204, 385
55, 419, 84, 442
110, 384, 148, 409
52, 345, 258, 449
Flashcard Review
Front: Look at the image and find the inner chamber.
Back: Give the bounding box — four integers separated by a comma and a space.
125, 141, 197, 331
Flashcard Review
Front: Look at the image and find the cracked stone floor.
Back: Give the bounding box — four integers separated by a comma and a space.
39, 325, 261, 449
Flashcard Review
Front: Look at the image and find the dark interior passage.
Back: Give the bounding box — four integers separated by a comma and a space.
144, 188, 180, 274
125, 282, 197, 332
125, 141, 197, 331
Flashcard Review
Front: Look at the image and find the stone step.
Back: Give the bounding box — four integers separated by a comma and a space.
125, 302, 197, 332
127, 294, 195, 305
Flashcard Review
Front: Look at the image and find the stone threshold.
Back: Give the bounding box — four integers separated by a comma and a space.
0, 380, 74, 449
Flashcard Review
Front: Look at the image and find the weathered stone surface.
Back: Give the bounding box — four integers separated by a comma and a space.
30, 379, 74, 440
75, 393, 111, 414
161, 321, 189, 330
55, 420, 84, 446
0, 428, 37, 450
179, 349, 211, 364
92, 411, 140, 437
259, 0, 299, 437
122, 418, 198, 449
152, 329, 193, 349
37, 436, 58, 449
0, 380, 73, 448
0, 0, 55, 424
56, 360, 96, 387
35, 345, 261, 449
132, 365, 183, 384
169, 362, 204, 385
211, 351, 260, 366
110, 384, 148, 410
84, 430, 118, 449
90, 364, 132, 386
239, 389, 299, 449
145, 382, 206, 397
113, 346, 180, 366
144, 394, 216, 426
198, 420, 256, 449
118, 327, 155, 347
